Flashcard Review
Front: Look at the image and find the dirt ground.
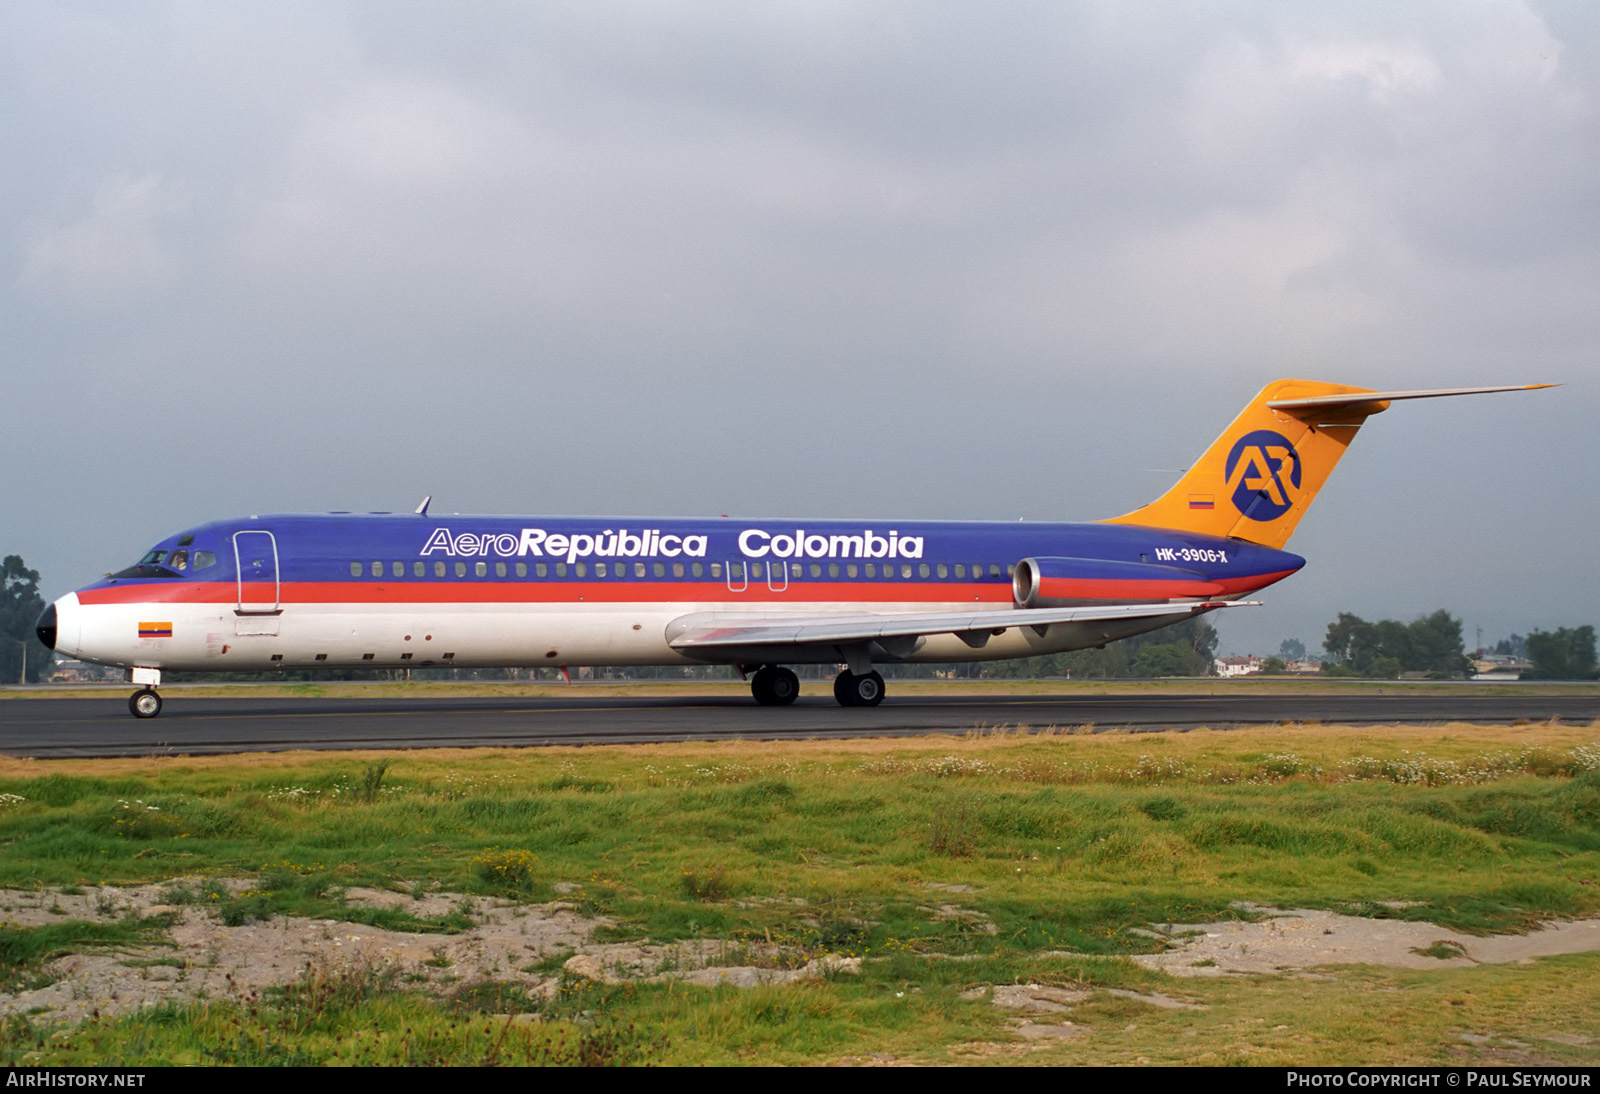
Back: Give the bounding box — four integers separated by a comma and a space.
4, 882, 1599, 1026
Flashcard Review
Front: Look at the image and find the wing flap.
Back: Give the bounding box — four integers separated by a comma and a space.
666, 601, 1256, 651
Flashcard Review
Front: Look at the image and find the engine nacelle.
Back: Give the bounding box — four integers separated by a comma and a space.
1012, 556, 1225, 607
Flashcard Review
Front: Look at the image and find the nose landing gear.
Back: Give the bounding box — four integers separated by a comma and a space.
127, 667, 163, 718
129, 688, 163, 718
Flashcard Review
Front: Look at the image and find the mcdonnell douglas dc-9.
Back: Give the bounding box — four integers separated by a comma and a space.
36, 380, 1549, 717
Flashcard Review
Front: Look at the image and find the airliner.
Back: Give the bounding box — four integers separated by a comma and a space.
35, 380, 1549, 717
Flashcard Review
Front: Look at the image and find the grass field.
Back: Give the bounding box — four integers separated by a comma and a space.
1, 718, 1597, 1065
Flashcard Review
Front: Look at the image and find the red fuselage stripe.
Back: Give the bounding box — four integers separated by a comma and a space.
75, 570, 1299, 607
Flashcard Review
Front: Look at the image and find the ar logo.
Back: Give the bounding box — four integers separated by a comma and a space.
1224, 430, 1301, 521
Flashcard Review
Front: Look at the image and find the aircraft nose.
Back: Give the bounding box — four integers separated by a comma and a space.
35, 603, 57, 651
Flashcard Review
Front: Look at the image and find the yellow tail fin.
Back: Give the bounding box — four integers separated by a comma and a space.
1103, 379, 1553, 548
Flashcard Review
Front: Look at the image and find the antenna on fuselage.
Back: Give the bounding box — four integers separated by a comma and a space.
414, 495, 432, 516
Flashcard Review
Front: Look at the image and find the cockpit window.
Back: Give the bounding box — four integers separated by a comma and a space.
112, 562, 182, 579
114, 541, 213, 580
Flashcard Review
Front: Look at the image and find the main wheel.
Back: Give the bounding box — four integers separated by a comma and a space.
752, 666, 800, 706
767, 667, 799, 705
129, 688, 163, 719
850, 670, 886, 707
833, 671, 858, 706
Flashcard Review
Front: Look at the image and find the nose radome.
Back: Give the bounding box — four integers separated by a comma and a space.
35, 603, 56, 651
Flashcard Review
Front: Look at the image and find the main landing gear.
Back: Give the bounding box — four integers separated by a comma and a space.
129, 688, 163, 719
750, 665, 800, 706
746, 665, 889, 707
833, 670, 885, 707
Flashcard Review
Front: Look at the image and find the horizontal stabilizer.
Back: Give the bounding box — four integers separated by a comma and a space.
667, 600, 1255, 651
1267, 384, 1555, 414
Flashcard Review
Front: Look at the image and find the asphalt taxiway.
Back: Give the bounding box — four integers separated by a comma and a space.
1, 690, 1595, 758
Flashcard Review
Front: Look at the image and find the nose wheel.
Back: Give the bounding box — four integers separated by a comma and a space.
128, 688, 163, 719
833, 670, 885, 707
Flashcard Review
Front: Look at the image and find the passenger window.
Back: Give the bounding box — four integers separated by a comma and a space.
515, 562, 527, 577
751, 562, 764, 579
371, 561, 383, 577
937, 564, 948, 578
710, 562, 722, 578
810, 563, 822, 578
350, 562, 362, 577
553, 563, 565, 577
536, 563, 548, 577
435, 561, 446, 577
827, 563, 839, 578
847, 564, 858, 578
475, 561, 487, 577
1006, 564, 1016, 577
865, 563, 875, 578
692, 562, 703, 577
392, 561, 404, 577
596, 562, 608, 577
672, 562, 684, 577
901, 564, 913, 578
454, 562, 466, 577
919, 564, 930, 578
575, 562, 586, 577
990, 564, 1001, 579
652, 562, 664, 577
954, 564, 965, 578
413, 561, 425, 577
495, 561, 507, 578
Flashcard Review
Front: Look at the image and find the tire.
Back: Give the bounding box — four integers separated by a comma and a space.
129, 689, 163, 719
851, 671, 885, 707
768, 667, 799, 706
834, 671, 858, 707
751, 668, 775, 705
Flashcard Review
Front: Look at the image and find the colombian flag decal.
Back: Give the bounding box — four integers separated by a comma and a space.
1188, 495, 1215, 510
138, 622, 173, 638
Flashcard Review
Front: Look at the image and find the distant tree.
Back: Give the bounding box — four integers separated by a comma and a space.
1130, 643, 1193, 678
1, 556, 53, 684
1278, 638, 1306, 662
1493, 634, 1526, 657
1321, 610, 1471, 678
1523, 627, 1598, 680
1259, 656, 1288, 675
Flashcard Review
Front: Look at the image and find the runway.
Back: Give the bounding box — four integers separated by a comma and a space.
1, 689, 1595, 758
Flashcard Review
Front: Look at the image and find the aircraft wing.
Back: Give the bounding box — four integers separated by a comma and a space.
666, 600, 1255, 652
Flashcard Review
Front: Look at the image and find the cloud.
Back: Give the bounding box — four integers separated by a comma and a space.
20, 173, 188, 302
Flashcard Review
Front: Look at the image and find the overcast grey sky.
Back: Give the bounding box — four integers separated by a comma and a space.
5, 1, 1595, 657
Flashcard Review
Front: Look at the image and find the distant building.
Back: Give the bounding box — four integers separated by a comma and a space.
1214, 655, 1261, 677
1470, 655, 1531, 681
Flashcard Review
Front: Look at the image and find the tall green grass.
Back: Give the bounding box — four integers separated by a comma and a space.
0, 725, 1597, 1063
